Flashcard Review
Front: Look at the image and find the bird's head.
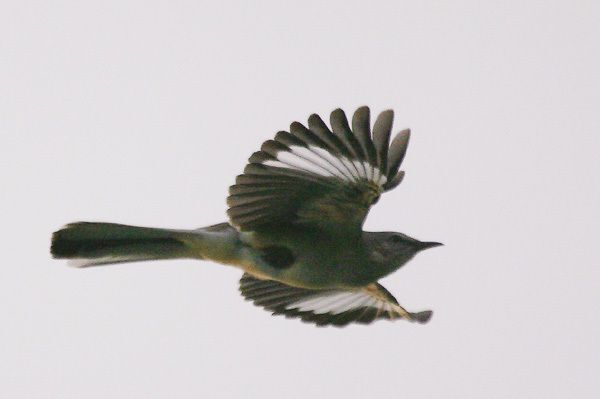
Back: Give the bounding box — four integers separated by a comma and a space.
365, 231, 443, 267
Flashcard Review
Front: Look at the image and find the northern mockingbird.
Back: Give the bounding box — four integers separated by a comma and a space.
51, 107, 442, 327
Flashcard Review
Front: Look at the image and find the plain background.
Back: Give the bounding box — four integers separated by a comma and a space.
2, 1, 599, 398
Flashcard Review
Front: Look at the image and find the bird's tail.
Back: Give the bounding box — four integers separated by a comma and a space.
51, 222, 197, 267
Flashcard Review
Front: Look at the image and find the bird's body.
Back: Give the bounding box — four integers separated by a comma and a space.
51, 107, 441, 327
210, 224, 399, 289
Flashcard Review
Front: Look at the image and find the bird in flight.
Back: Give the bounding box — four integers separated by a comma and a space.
51, 107, 442, 327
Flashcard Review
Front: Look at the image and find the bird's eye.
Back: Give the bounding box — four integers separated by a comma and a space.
390, 235, 403, 243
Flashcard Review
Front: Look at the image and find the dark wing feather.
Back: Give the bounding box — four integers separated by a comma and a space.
372, 110, 394, 173
352, 106, 378, 167
385, 129, 411, 190
330, 108, 366, 162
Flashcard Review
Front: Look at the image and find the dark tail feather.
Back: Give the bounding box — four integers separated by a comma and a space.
51, 222, 192, 267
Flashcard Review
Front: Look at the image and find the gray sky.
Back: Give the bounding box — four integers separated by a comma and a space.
2, 1, 599, 398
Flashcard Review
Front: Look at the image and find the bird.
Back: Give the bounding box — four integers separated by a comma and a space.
51, 106, 442, 327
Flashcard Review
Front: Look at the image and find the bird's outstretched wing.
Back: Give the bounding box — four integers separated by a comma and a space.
239, 273, 432, 327
227, 107, 410, 233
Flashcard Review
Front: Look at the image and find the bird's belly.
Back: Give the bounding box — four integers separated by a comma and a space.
240, 229, 380, 289
275, 253, 377, 289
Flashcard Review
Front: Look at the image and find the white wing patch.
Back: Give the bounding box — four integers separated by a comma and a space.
288, 146, 347, 179
309, 146, 357, 181
263, 151, 334, 178
260, 145, 387, 187
286, 289, 405, 317
68, 255, 153, 268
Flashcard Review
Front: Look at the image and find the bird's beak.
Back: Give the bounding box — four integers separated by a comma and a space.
415, 241, 444, 251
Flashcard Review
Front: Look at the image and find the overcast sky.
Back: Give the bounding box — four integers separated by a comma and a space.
2, 1, 599, 398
